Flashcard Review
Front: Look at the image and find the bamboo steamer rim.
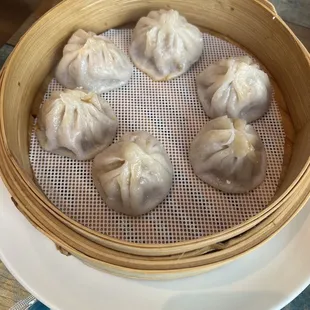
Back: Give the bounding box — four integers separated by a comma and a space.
9, 165, 310, 279
13, 174, 310, 267
0, 0, 310, 257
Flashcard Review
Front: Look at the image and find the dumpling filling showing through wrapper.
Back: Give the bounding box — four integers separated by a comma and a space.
92, 131, 173, 216
36, 89, 118, 160
55, 29, 133, 94
129, 9, 203, 81
190, 116, 267, 193
197, 56, 271, 123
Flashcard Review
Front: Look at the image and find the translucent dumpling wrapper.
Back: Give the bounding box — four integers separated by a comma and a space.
129, 9, 203, 81
55, 29, 133, 94
190, 116, 267, 193
92, 131, 173, 216
36, 89, 118, 160
197, 57, 271, 122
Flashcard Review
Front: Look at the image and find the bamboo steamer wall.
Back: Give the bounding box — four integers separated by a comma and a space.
1, 0, 310, 279
8, 171, 310, 279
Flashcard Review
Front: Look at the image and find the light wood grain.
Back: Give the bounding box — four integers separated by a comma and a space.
0, 262, 28, 310
9, 178, 310, 279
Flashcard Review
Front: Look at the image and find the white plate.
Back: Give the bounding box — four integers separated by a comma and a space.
0, 178, 309, 310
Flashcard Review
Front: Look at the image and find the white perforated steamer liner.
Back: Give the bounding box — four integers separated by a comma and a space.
29, 29, 285, 245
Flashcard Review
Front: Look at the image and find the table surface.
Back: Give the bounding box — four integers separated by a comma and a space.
0, 1, 310, 309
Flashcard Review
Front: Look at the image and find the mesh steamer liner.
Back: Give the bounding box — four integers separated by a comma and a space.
0, 0, 310, 278
28, 29, 285, 249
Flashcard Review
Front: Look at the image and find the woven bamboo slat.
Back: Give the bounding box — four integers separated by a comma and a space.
0, 0, 309, 279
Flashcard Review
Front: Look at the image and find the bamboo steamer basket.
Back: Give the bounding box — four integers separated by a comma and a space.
1, 0, 310, 279
6, 160, 310, 279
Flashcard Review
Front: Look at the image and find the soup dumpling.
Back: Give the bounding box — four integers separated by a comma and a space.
55, 29, 133, 94
190, 116, 267, 193
36, 89, 118, 160
129, 10, 203, 81
92, 131, 173, 216
197, 56, 271, 122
